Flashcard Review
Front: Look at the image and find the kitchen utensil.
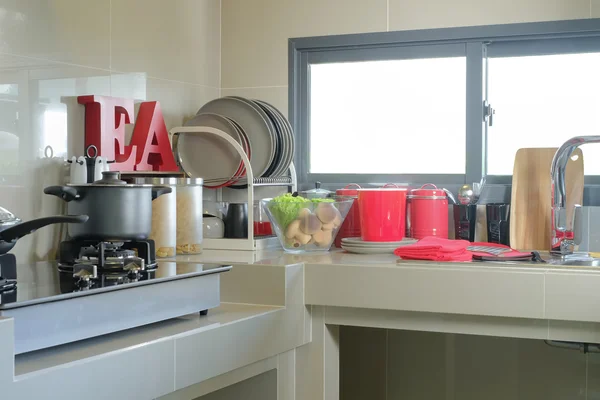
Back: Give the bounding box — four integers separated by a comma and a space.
120, 173, 181, 258
176, 178, 204, 254
486, 203, 511, 245
453, 204, 477, 242
176, 113, 247, 187
203, 214, 225, 239
358, 188, 408, 242
334, 184, 362, 247
458, 184, 474, 205
407, 184, 450, 239
44, 171, 171, 241
0, 207, 88, 254
197, 97, 275, 177
262, 196, 354, 253
225, 203, 249, 239
509, 148, 584, 250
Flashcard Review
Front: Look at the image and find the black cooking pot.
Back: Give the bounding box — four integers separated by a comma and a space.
0, 207, 88, 254
44, 171, 172, 241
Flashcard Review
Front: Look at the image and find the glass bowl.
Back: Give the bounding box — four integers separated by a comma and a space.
261, 195, 354, 253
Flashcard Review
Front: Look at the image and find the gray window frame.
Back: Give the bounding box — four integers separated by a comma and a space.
289, 18, 600, 189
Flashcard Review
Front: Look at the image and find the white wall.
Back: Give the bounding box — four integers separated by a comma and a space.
0, 0, 221, 263
220, 0, 594, 117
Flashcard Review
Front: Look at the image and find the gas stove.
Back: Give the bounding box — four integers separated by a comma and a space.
0, 240, 231, 355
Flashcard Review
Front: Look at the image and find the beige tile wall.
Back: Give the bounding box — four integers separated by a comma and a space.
0, 0, 221, 263
221, 0, 592, 117
344, 327, 594, 400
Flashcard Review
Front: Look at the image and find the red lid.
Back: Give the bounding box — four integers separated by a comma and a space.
336, 183, 361, 196
409, 184, 447, 198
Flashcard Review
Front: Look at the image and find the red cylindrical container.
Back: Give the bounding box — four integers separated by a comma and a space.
335, 184, 361, 247
358, 188, 408, 242
408, 184, 449, 239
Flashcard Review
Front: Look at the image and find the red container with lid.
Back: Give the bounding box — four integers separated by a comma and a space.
407, 184, 451, 239
358, 187, 409, 242
335, 184, 361, 247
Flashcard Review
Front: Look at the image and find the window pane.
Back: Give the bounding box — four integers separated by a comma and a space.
488, 53, 600, 175
309, 57, 466, 174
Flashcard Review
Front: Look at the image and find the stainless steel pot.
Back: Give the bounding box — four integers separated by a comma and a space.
0, 207, 88, 254
44, 171, 172, 241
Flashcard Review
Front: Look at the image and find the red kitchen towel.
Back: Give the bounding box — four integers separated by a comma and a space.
394, 237, 472, 262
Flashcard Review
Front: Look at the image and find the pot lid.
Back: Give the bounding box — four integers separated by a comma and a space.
0, 206, 21, 226
301, 182, 333, 199
94, 171, 127, 185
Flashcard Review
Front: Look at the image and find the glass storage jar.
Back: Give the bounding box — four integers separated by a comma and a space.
120, 173, 179, 258
176, 178, 203, 254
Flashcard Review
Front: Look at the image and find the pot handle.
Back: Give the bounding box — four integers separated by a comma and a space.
0, 215, 89, 243
44, 186, 80, 202
151, 186, 173, 200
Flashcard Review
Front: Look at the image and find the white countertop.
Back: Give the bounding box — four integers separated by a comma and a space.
2, 247, 600, 399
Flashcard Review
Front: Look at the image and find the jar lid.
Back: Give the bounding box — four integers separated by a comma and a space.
336, 183, 361, 197
409, 184, 447, 198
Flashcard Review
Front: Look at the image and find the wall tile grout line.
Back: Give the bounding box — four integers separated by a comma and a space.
109, 0, 112, 71
222, 85, 288, 90
386, 0, 390, 31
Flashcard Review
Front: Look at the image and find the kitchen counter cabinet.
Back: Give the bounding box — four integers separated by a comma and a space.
0, 261, 308, 400
2, 249, 600, 399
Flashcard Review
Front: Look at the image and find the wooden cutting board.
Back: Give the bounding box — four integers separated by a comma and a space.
510, 147, 584, 251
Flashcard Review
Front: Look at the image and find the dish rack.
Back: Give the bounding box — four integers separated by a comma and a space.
170, 126, 297, 251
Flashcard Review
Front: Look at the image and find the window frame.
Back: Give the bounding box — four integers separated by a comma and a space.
289, 18, 600, 189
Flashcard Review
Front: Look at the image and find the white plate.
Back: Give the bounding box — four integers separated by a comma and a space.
341, 237, 417, 248
198, 97, 275, 177
341, 245, 397, 255
178, 113, 245, 185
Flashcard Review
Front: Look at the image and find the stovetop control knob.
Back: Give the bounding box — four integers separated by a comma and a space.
73, 267, 96, 290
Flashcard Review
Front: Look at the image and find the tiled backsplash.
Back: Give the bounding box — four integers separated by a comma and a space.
0, 0, 220, 263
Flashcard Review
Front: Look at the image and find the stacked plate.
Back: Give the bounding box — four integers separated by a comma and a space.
341, 237, 417, 254
175, 96, 294, 188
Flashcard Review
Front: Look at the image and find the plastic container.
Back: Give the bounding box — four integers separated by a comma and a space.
335, 184, 361, 247
176, 178, 204, 254
262, 196, 354, 253
358, 188, 408, 242
407, 184, 450, 239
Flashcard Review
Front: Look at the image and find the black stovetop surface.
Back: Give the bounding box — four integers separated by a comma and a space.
0, 260, 231, 310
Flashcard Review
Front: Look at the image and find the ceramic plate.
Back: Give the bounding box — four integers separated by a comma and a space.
178, 113, 245, 186
198, 97, 275, 177
256, 99, 294, 177
341, 245, 397, 255
252, 100, 283, 177
341, 237, 417, 248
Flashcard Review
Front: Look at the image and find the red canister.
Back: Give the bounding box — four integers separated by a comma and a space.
358, 187, 408, 242
335, 184, 361, 247
407, 184, 450, 239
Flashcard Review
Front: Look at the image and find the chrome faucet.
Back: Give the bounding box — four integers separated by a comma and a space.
550, 136, 599, 256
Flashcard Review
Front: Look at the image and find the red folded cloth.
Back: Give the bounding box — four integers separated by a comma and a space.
394, 237, 472, 262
